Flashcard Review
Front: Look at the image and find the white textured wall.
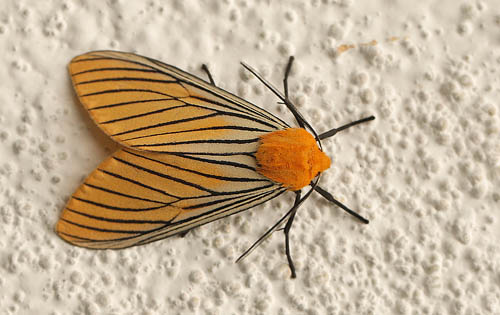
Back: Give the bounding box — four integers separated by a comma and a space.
1, 1, 499, 314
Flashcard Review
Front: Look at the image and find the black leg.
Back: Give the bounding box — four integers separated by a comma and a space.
319, 116, 375, 140
314, 185, 369, 224
283, 191, 301, 278
177, 230, 190, 238
283, 56, 294, 100
235, 185, 318, 279
201, 64, 216, 85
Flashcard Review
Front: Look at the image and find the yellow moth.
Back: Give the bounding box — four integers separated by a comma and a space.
56, 51, 374, 278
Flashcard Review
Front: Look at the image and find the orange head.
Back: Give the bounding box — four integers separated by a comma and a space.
255, 128, 330, 191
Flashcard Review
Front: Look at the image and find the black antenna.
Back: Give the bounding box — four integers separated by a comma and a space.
240, 57, 322, 148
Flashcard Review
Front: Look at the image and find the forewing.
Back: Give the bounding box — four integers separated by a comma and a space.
69, 50, 290, 153
56, 148, 285, 249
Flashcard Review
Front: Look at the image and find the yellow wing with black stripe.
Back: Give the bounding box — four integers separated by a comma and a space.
57, 51, 290, 249
69, 50, 289, 153
57, 148, 286, 249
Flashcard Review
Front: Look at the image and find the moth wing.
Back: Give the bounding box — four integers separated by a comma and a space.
56, 148, 285, 249
69, 50, 289, 154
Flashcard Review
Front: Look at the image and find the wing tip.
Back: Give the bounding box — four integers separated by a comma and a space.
55, 217, 82, 246
69, 50, 117, 67
55, 213, 136, 250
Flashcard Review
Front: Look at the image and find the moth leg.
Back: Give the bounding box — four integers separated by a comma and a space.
319, 116, 375, 140
283, 190, 302, 278
201, 64, 216, 86
235, 186, 316, 275
314, 185, 369, 224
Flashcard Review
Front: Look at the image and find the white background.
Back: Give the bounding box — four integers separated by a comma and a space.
0, 1, 499, 314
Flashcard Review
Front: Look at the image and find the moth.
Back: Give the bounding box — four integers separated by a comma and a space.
56, 51, 374, 278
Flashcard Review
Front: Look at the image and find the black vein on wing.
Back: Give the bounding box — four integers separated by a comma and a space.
66, 207, 174, 224
168, 152, 256, 171
146, 56, 290, 128
72, 67, 159, 76
132, 138, 260, 148
112, 156, 217, 194
60, 217, 142, 234
176, 188, 283, 225
91, 97, 278, 134
98, 168, 182, 199
110, 112, 219, 137
76, 77, 178, 85
121, 125, 269, 142
63, 187, 284, 247
81, 88, 173, 98
72, 196, 168, 212
122, 149, 266, 183
89, 98, 175, 111
152, 151, 256, 157
73, 57, 287, 131
99, 103, 191, 124
83, 183, 169, 205
78, 53, 289, 129
137, 188, 286, 245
